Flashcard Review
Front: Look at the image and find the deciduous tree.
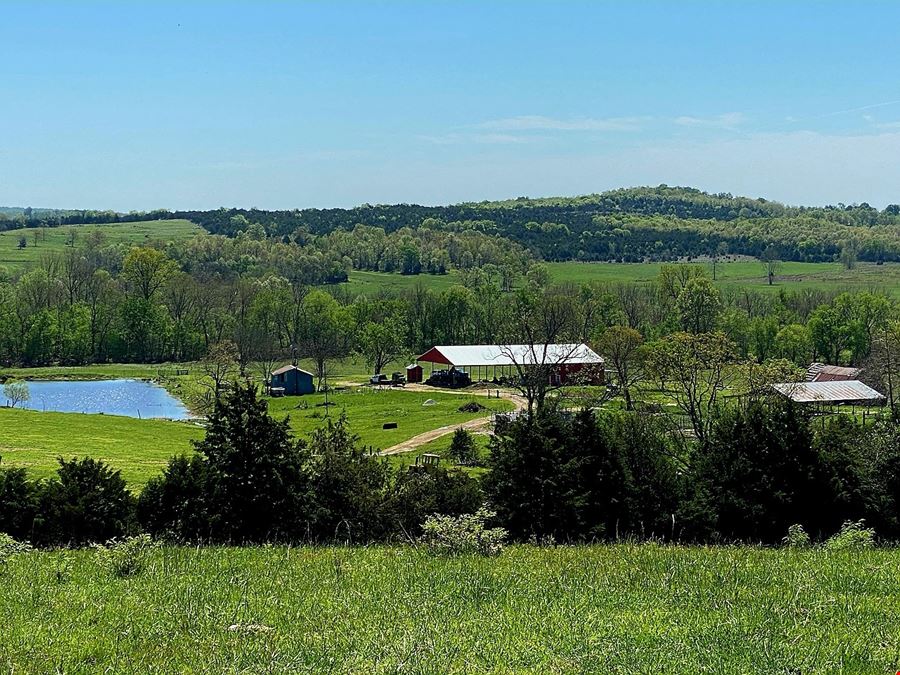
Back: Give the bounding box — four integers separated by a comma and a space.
646, 331, 736, 443
597, 325, 645, 410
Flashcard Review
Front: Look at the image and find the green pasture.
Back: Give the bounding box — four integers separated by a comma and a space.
549, 259, 900, 296
345, 269, 462, 295
268, 388, 512, 451
3, 544, 900, 672
0, 362, 180, 382
0, 219, 202, 272
344, 260, 900, 297
0, 361, 513, 485
0, 408, 203, 488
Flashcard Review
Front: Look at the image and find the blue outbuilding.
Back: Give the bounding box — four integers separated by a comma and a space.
270, 364, 315, 396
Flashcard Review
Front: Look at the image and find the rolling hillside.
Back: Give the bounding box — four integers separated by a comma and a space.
0, 219, 202, 272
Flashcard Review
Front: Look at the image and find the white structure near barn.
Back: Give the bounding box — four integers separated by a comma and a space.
771, 380, 886, 406
415, 343, 605, 384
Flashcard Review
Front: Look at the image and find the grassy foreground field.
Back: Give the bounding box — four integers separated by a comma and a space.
0, 219, 202, 272
2, 544, 899, 673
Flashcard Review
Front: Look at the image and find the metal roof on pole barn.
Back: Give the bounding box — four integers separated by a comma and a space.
805, 363, 862, 382
416, 344, 604, 367
771, 380, 886, 404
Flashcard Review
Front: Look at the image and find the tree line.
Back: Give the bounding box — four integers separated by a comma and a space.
488, 399, 900, 544
1, 381, 898, 547
0, 241, 891, 370
2, 238, 900, 415
5, 185, 900, 264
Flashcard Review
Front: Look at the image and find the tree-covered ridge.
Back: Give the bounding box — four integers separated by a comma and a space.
4, 185, 900, 263
0, 208, 171, 229
0, 207, 82, 219
173, 186, 900, 237
168, 187, 900, 263
463, 185, 898, 221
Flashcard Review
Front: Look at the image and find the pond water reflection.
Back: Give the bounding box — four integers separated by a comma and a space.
14, 379, 190, 420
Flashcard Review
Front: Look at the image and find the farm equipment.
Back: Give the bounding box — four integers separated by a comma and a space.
425, 367, 471, 389
370, 372, 406, 387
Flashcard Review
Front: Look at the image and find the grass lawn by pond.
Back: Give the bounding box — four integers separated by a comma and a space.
2, 544, 899, 672
0, 382, 512, 486
0, 408, 204, 488
0, 362, 176, 381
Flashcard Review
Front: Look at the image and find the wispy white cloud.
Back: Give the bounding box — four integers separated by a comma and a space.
476, 115, 646, 132
473, 133, 533, 144
420, 115, 646, 146
874, 120, 900, 130
417, 132, 533, 145
818, 99, 900, 118
674, 112, 745, 129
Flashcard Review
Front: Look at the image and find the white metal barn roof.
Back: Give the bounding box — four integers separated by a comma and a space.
771, 380, 885, 404
417, 343, 604, 368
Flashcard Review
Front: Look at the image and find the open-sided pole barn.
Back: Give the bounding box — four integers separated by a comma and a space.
415, 343, 604, 385
771, 380, 886, 406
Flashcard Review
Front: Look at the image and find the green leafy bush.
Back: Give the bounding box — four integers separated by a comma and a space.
0, 467, 39, 540
94, 534, 157, 578
35, 457, 136, 547
449, 428, 478, 466
0, 533, 32, 572
421, 507, 507, 556
782, 524, 811, 548
825, 520, 875, 551
52, 554, 72, 585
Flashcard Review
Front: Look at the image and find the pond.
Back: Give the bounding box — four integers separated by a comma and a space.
13, 379, 191, 420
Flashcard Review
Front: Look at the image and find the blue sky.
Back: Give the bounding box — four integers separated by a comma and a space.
3, 1, 900, 210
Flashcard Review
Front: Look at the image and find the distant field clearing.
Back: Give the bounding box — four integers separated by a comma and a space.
0, 219, 202, 271
345, 260, 900, 297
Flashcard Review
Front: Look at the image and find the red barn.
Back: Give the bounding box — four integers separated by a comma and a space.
415, 343, 604, 385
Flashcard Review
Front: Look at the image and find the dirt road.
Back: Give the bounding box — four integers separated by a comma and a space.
378, 388, 527, 456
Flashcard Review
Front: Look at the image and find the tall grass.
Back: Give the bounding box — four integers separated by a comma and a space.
1, 544, 899, 672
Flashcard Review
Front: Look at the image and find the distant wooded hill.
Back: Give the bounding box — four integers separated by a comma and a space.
5, 186, 900, 263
